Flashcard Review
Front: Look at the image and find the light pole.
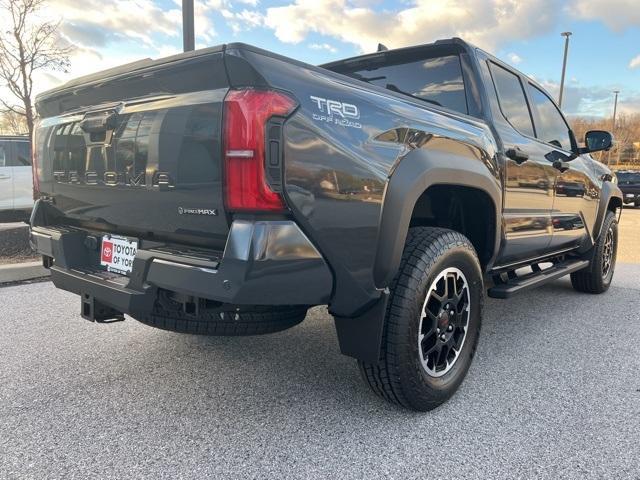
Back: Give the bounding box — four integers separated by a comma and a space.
182, 0, 195, 52
607, 90, 620, 165
558, 32, 572, 108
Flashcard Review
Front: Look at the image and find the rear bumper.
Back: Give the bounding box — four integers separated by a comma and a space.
30, 210, 333, 315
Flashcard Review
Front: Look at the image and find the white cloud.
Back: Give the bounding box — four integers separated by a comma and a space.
567, 0, 640, 31
507, 53, 522, 64
533, 78, 640, 117
264, 0, 565, 53
195, 1, 218, 42
46, 0, 183, 47
263, 0, 640, 55
222, 9, 264, 34
236, 10, 264, 28
155, 44, 182, 58
309, 43, 338, 53
20, 0, 221, 95
3, 0, 637, 118
45, 0, 220, 50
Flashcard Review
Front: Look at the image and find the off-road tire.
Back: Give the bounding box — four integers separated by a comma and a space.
359, 227, 483, 411
132, 297, 307, 336
570, 210, 618, 294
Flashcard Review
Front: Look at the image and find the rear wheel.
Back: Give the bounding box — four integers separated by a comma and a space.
359, 227, 483, 411
570, 210, 618, 294
132, 292, 308, 336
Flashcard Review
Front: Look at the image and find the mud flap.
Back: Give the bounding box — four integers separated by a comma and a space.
333, 290, 389, 364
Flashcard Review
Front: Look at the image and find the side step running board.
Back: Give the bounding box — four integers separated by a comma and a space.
488, 259, 589, 299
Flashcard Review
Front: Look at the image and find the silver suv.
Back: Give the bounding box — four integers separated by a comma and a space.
0, 135, 33, 218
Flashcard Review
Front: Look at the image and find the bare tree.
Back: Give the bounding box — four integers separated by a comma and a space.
571, 114, 640, 166
0, 0, 71, 140
0, 110, 28, 134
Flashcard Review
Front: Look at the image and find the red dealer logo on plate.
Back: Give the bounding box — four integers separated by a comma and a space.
101, 240, 113, 263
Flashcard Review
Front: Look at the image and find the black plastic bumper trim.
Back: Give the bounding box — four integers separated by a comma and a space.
30, 219, 333, 313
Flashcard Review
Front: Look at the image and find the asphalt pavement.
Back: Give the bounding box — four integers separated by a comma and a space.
1, 263, 639, 479
618, 207, 640, 263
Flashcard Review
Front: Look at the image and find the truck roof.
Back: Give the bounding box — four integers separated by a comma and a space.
0, 135, 29, 141
320, 37, 474, 69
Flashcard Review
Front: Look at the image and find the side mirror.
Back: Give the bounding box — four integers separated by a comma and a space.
581, 130, 614, 153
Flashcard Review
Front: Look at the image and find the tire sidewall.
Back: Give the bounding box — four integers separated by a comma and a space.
399, 244, 483, 406
593, 212, 618, 289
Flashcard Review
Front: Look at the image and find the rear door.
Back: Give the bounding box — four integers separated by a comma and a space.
9, 140, 34, 210
0, 140, 13, 210
483, 59, 557, 266
524, 83, 598, 250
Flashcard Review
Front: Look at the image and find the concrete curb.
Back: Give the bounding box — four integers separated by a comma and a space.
0, 261, 50, 284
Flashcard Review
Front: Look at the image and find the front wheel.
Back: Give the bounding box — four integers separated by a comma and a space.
570, 210, 618, 294
359, 227, 483, 411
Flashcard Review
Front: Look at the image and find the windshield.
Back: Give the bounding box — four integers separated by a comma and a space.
617, 172, 640, 183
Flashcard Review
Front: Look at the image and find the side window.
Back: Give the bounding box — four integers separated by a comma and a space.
0, 143, 7, 167
12, 142, 31, 166
489, 63, 535, 137
528, 85, 572, 151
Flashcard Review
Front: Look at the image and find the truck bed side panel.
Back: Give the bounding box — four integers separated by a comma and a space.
224, 47, 499, 315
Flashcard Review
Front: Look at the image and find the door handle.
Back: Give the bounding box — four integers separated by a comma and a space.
552, 160, 570, 173
0, 174, 10, 180
505, 147, 529, 164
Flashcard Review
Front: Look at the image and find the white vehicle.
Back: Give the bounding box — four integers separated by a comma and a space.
0, 135, 33, 218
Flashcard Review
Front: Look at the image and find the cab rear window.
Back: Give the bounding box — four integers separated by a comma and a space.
337, 54, 469, 115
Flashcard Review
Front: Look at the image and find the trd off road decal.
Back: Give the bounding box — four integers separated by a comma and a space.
310, 96, 362, 129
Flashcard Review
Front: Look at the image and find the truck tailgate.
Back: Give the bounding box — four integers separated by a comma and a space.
34, 49, 230, 248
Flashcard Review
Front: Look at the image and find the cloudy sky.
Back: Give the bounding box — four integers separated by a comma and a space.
23, 0, 640, 116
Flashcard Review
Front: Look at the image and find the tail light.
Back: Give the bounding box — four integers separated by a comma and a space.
223, 89, 297, 212
31, 127, 40, 200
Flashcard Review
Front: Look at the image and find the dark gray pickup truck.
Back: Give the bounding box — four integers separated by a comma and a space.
30, 38, 622, 411
616, 170, 640, 207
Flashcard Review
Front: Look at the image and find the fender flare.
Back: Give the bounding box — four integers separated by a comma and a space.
592, 181, 623, 242
373, 148, 502, 288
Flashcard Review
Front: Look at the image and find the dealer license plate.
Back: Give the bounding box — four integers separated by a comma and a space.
100, 235, 138, 275
626, 193, 635, 198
